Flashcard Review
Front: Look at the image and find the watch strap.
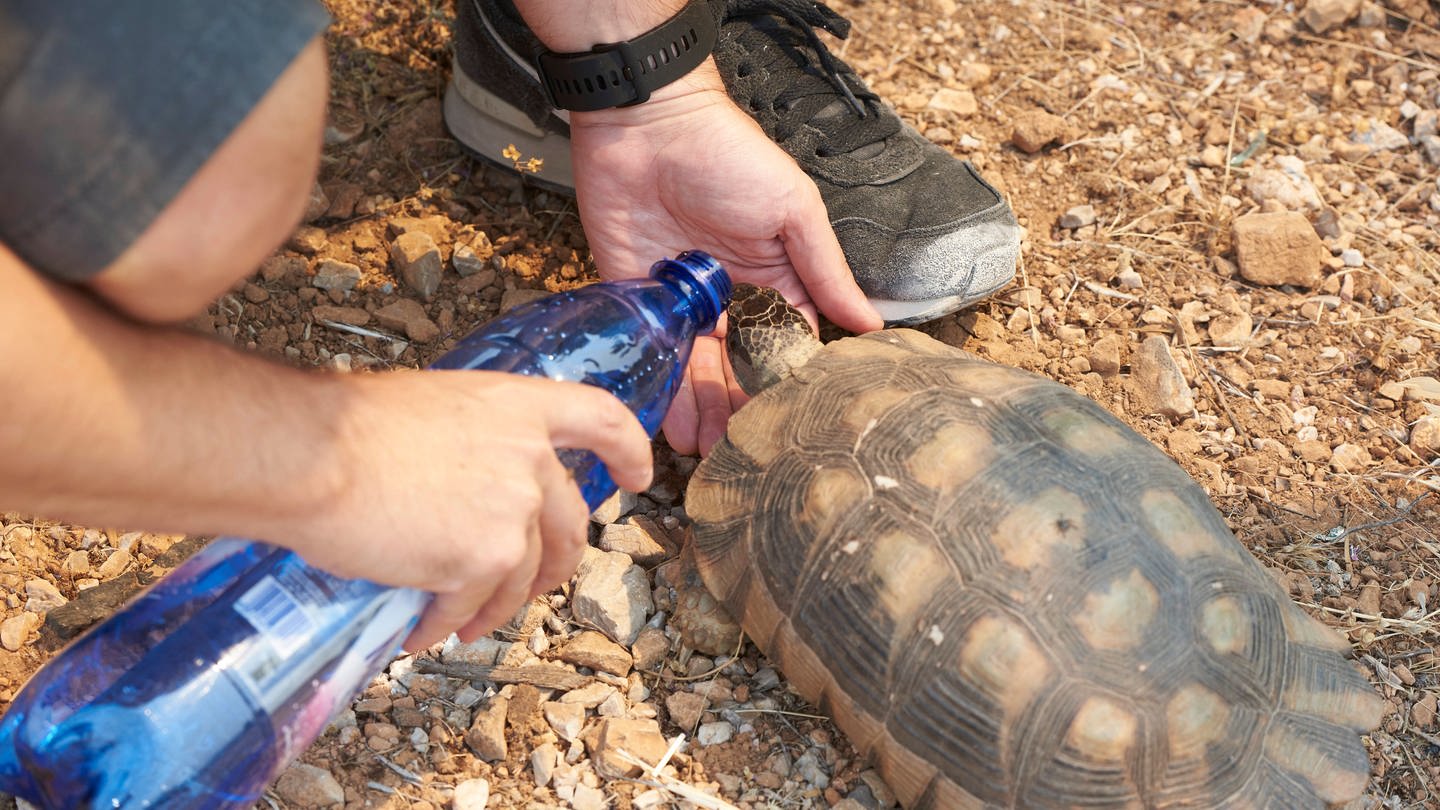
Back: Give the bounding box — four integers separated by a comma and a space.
535, 0, 717, 111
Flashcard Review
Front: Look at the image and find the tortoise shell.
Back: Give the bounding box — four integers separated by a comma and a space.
685, 328, 1382, 809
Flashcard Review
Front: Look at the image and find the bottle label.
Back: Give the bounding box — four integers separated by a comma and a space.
233, 575, 318, 658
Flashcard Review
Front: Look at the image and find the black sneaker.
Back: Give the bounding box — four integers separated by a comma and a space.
444, 0, 1021, 325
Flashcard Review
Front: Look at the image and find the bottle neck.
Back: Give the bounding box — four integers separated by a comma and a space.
648, 251, 731, 333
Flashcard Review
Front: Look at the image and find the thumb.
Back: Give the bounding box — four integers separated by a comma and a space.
782, 189, 883, 334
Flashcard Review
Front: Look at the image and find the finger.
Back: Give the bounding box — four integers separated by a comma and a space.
661, 367, 701, 456
529, 454, 592, 598
689, 335, 734, 457
455, 519, 543, 642
406, 587, 491, 651
533, 381, 655, 493
782, 185, 883, 334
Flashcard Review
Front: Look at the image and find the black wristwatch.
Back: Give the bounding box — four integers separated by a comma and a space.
535, 0, 718, 111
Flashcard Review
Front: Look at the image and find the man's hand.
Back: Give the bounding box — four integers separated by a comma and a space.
568, 72, 883, 454
296, 370, 654, 649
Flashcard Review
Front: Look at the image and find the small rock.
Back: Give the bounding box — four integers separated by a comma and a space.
1380, 376, 1440, 402
1058, 205, 1097, 229
1087, 335, 1124, 377
61, 550, 90, 575
926, 88, 977, 115
302, 181, 330, 223
587, 717, 669, 778
543, 700, 586, 741
1129, 336, 1194, 419
453, 777, 491, 810
311, 305, 372, 326
1339, 248, 1364, 267
24, 579, 67, 613
630, 626, 671, 671
95, 548, 133, 579
1413, 692, 1437, 728
696, 720, 734, 746
272, 762, 345, 808
531, 742, 560, 787
500, 288, 553, 312
1207, 311, 1253, 348
665, 691, 708, 733
554, 630, 634, 676
288, 226, 328, 255
1010, 110, 1067, 154
465, 695, 509, 762
1232, 211, 1326, 288
1348, 119, 1410, 154
560, 681, 617, 708
452, 243, 489, 277
443, 634, 511, 667
1245, 155, 1323, 211
311, 259, 362, 291
1300, 0, 1362, 33
374, 298, 441, 343
595, 518, 673, 567
591, 489, 638, 525
1408, 416, 1440, 459
391, 231, 445, 301
1329, 442, 1372, 473
1, 612, 39, 651
570, 784, 608, 810
572, 547, 653, 646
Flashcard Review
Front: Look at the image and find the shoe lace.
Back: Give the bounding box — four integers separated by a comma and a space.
719, 0, 901, 157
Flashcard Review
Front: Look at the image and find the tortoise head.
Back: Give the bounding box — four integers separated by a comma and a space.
725, 284, 823, 396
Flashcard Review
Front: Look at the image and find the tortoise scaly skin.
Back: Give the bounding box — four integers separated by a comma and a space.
679, 285, 1382, 809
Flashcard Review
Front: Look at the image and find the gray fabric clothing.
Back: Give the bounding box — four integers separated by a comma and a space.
0, 0, 330, 281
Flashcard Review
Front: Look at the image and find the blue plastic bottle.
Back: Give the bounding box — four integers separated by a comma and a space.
0, 251, 731, 809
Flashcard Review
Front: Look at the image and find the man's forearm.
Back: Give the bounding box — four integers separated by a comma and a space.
0, 243, 349, 541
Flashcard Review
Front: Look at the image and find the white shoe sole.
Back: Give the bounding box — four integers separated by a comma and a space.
444, 62, 577, 194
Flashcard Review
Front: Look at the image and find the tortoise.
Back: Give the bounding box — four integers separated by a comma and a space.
672, 284, 1383, 809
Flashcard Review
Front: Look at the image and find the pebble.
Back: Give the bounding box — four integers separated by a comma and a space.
596, 518, 671, 567
95, 548, 133, 579
1058, 204, 1097, 229
272, 762, 345, 807
1129, 336, 1194, 419
391, 231, 445, 301
24, 579, 66, 613
1009, 109, 1067, 153
665, 690, 708, 733
1408, 416, 1440, 459
1232, 211, 1326, 288
554, 629, 634, 676
311, 258, 362, 291
465, 695, 509, 762
375, 300, 440, 345
1329, 443, 1373, 473
453, 777, 491, 810
1, 612, 39, 651
1246, 155, 1323, 211
543, 700, 586, 741
589, 717, 669, 778
590, 489, 638, 524
1300, 0, 1362, 33
696, 720, 735, 746
926, 88, 977, 115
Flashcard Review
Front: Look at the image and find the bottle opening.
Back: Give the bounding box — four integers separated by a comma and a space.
650, 250, 732, 331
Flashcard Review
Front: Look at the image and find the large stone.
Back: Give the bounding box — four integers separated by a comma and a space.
1232, 211, 1326, 288
572, 547, 653, 646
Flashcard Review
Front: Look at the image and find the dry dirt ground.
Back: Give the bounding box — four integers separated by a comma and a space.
4, 1, 1440, 808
